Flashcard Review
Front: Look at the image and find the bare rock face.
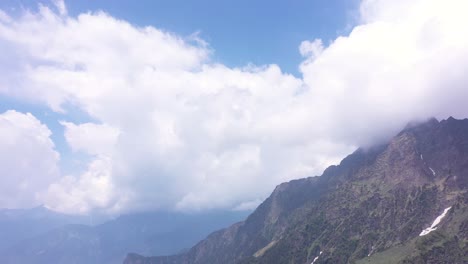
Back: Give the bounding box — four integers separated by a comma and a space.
124, 117, 468, 264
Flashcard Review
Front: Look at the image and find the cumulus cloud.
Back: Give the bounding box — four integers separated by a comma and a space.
0, 110, 60, 208
53, 0, 67, 16
61, 121, 120, 156
299, 0, 468, 147
299, 39, 324, 59
1, 0, 468, 214
40, 156, 117, 214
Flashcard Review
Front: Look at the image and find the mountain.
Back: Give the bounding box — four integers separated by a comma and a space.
0, 210, 248, 264
0, 205, 91, 251
124, 117, 468, 264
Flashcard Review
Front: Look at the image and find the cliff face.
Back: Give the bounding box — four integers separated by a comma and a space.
125, 117, 468, 264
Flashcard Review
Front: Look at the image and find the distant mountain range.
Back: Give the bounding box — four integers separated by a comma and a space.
0, 205, 93, 252
125, 117, 468, 264
0, 207, 248, 264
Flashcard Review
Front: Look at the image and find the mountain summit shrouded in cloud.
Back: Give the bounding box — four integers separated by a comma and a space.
0, 0, 468, 215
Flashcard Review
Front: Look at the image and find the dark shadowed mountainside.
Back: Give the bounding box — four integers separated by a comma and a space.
125, 117, 468, 264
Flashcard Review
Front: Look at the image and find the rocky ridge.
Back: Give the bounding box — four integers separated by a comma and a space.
125, 117, 468, 264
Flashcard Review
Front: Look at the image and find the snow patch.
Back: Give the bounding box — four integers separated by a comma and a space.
367, 246, 375, 257
420, 154, 423, 160
419, 206, 451, 236
311, 251, 323, 264
429, 167, 436, 176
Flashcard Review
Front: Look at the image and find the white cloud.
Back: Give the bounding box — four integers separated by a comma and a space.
299, 39, 323, 59
0, 110, 60, 208
61, 121, 120, 156
53, 0, 67, 16
40, 156, 118, 214
232, 198, 264, 211
299, 0, 468, 148
1, 0, 468, 214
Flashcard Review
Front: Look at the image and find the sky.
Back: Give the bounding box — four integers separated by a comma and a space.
0, 0, 468, 215
0, 0, 359, 75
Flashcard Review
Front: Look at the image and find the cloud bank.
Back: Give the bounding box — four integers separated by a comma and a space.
0, 0, 468, 214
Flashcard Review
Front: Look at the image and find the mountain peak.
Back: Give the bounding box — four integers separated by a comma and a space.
399, 117, 438, 135
125, 118, 468, 264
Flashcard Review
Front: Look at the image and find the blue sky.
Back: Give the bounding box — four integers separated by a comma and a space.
0, 0, 359, 75
1, 0, 468, 214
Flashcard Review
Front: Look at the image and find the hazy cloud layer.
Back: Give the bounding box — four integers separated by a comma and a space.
0, 0, 468, 214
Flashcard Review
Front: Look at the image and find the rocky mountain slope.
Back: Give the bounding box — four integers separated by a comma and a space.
124, 117, 468, 264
